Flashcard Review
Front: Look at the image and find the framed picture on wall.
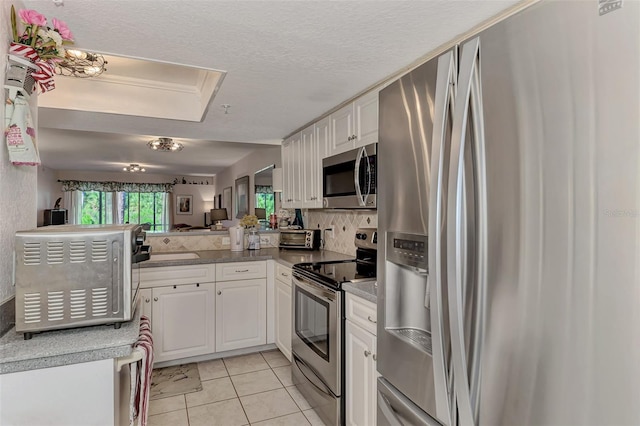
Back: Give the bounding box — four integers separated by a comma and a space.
176, 195, 193, 215
235, 175, 250, 219
222, 187, 232, 219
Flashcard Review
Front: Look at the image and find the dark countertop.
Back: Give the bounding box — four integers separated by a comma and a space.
0, 302, 141, 375
1, 249, 355, 375
343, 281, 378, 304
140, 248, 354, 269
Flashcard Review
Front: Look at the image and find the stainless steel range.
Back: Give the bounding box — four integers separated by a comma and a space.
291, 228, 377, 426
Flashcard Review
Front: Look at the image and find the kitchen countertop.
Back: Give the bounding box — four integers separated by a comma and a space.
141, 247, 354, 268
1, 248, 355, 375
0, 303, 141, 375
343, 281, 378, 304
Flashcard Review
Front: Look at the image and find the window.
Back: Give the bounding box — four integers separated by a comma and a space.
121, 192, 166, 231
255, 190, 275, 219
80, 191, 114, 225
80, 191, 168, 231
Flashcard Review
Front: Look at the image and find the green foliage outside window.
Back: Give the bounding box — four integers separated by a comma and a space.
255, 193, 275, 218
80, 191, 167, 231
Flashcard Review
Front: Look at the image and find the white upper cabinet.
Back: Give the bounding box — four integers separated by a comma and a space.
354, 90, 379, 148
328, 89, 379, 157
281, 133, 302, 208
281, 88, 378, 206
330, 102, 355, 156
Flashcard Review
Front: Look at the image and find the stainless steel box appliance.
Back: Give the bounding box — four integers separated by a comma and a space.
14, 224, 150, 339
322, 143, 377, 209
279, 229, 321, 250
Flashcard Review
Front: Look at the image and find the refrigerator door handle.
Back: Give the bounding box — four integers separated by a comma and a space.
378, 392, 404, 426
447, 36, 488, 426
428, 48, 458, 426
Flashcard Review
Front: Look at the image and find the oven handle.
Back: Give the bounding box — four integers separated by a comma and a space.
294, 356, 335, 399
292, 274, 336, 302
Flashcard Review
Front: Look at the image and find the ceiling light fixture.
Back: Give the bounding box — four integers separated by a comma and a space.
147, 137, 183, 152
123, 164, 146, 173
56, 49, 107, 78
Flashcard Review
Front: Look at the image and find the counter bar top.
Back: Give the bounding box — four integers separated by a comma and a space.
141, 248, 354, 269
0, 303, 141, 375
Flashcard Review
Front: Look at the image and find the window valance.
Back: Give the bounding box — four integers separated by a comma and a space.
59, 180, 174, 193
255, 185, 273, 194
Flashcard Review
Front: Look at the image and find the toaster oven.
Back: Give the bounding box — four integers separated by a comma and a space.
14, 224, 150, 339
279, 229, 321, 250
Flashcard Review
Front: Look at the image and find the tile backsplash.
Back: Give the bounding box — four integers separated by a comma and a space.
146, 210, 377, 257
146, 231, 280, 253
306, 210, 378, 256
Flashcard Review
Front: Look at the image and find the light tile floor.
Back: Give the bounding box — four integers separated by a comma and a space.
148, 349, 327, 426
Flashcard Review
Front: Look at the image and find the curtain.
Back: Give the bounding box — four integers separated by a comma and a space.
162, 193, 172, 231
59, 180, 173, 193
63, 190, 83, 224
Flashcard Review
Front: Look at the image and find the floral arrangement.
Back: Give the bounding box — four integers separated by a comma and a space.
10, 5, 74, 60
239, 214, 259, 228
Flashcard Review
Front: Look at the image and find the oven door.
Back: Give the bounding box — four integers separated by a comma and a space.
292, 272, 342, 395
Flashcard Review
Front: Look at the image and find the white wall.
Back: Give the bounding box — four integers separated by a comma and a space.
172, 183, 215, 227
1, 0, 34, 304
214, 146, 281, 226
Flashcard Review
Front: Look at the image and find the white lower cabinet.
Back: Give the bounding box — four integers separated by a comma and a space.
138, 288, 153, 320
141, 260, 271, 363
275, 278, 292, 361
152, 282, 216, 363
345, 293, 378, 426
215, 278, 267, 352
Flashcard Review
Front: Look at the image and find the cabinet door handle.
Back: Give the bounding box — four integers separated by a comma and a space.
281, 272, 289, 277
235, 269, 249, 273
373, 354, 377, 361
153, 297, 158, 302
145, 298, 150, 303
367, 315, 377, 324
217, 290, 222, 295
364, 350, 371, 357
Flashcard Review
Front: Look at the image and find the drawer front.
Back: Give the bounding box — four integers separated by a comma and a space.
215, 261, 267, 281
275, 263, 292, 286
345, 293, 377, 335
140, 264, 216, 288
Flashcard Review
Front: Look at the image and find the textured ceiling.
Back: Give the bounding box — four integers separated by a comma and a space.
24, 0, 522, 176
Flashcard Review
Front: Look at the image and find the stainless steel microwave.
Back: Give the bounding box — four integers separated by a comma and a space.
322, 143, 377, 209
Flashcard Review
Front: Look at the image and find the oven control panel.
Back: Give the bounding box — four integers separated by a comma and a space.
354, 228, 377, 250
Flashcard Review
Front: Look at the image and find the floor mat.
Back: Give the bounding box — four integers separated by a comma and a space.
150, 363, 202, 400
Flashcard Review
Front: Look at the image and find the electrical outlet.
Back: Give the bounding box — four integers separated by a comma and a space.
260, 236, 270, 245
325, 225, 335, 239
222, 237, 230, 245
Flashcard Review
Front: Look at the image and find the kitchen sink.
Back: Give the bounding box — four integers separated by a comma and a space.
149, 252, 200, 261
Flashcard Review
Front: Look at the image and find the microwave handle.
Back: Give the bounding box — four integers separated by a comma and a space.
363, 146, 372, 202
354, 146, 366, 206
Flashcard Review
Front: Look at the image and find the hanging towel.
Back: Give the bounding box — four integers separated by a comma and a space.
130, 316, 154, 426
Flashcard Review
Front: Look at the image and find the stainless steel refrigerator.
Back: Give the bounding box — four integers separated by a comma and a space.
377, 1, 639, 424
